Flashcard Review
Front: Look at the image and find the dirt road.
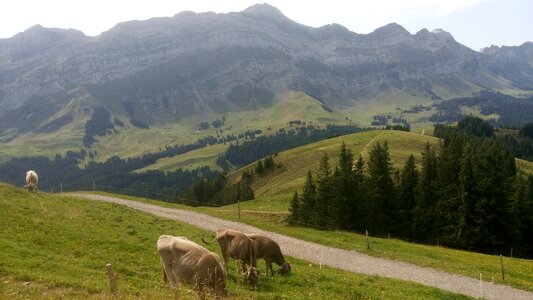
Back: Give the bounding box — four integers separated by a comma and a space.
72, 193, 532, 300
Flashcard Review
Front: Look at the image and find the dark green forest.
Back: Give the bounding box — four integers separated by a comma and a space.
290, 117, 533, 258
0, 140, 219, 202
431, 90, 533, 127
222, 124, 364, 168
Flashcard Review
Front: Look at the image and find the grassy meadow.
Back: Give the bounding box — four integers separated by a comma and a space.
81, 187, 533, 293
135, 143, 230, 173
227, 130, 441, 198
0, 184, 472, 299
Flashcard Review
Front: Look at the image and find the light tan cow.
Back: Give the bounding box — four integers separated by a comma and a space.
246, 234, 291, 276
25, 170, 38, 192
202, 229, 259, 290
157, 235, 227, 299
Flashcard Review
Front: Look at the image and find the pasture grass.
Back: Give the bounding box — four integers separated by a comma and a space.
201, 208, 533, 292
0, 184, 470, 299
75, 190, 533, 293
135, 143, 230, 173
516, 158, 533, 175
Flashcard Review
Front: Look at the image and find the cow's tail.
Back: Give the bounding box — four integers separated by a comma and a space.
202, 236, 217, 244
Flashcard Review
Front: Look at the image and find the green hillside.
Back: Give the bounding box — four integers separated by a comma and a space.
135, 143, 230, 173
0, 91, 352, 167
227, 130, 440, 201
0, 184, 469, 299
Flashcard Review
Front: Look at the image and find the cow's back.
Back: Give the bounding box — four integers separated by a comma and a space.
157, 235, 207, 284
26, 170, 38, 184
248, 234, 284, 265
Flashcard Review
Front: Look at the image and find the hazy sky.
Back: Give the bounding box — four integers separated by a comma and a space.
1, 0, 531, 51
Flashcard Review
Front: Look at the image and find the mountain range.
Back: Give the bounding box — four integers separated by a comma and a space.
0, 3, 532, 157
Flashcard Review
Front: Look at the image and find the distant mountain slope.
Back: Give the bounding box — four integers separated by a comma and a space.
0, 4, 532, 159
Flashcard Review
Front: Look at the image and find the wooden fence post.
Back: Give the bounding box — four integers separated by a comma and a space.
237, 199, 241, 220
366, 230, 370, 250
500, 254, 505, 280
479, 273, 483, 299
106, 263, 118, 295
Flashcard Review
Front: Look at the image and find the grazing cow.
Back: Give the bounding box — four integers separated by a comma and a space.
202, 229, 259, 290
25, 170, 38, 192
246, 234, 291, 276
157, 235, 228, 299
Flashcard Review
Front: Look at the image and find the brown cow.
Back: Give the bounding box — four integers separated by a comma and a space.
157, 235, 228, 299
246, 234, 291, 276
202, 229, 259, 290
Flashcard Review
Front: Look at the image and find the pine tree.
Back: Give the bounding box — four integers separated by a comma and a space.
332, 143, 355, 229
399, 155, 418, 237
315, 154, 333, 227
435, 134, 464, 245
366, 141, 397, 235
264, 155, 274, 170
473, 141, 516, 252
288, 192, 301, 225
351, 155, 366, 230
412, 143, 439, 242
255, 160, 264, 174
300, 171, 317, 224
456, 143, 478, 249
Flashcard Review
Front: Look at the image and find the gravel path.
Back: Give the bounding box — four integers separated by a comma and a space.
72, 193, 532, 300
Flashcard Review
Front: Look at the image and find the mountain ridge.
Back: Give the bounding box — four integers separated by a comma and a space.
0, 3, 532, 157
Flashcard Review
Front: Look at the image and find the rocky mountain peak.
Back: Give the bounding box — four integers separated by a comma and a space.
431, 28, 454, 40
244, 3, 285, 17
373, 23, 410, 36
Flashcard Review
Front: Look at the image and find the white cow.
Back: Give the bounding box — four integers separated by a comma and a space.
25, 170, 38, 192
157, 235, 228, 299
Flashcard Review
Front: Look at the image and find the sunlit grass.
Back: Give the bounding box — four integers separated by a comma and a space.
0, 184, 469, 299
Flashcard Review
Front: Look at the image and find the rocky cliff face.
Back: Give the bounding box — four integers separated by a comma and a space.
0, 4, 531, 136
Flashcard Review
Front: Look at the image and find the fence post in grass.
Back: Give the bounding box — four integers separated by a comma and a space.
320, 249, 324, 270
437, 238, 439, 246
365, 230, 370, 250
500, 254, 505, 280
237, 199, 241, 220
510, 248, 513, 258
106, 263, 118, 295
93, 180, 96, 191
479, 273, 483, 299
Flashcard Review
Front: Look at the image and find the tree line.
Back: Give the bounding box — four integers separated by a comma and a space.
0, 142, 220, 201
222, 124, 364, 168
289, 117, 533, 258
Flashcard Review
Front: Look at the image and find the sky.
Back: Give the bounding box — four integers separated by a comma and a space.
0, 0, 531, 51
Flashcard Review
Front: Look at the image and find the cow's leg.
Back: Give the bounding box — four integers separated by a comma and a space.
266, 260, 273, 276
160, 257, 174, 286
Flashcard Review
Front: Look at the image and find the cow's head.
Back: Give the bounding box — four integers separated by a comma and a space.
278, 262, 292, 275
241, 266, 259, 291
